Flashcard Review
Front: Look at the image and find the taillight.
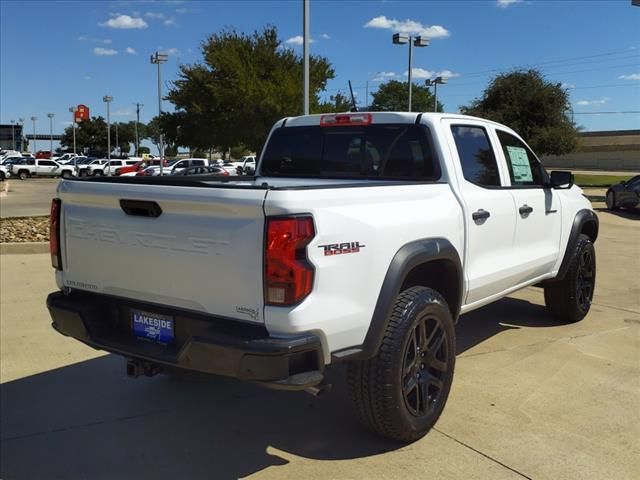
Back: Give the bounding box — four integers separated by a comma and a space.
49, 199, 62, 270
265, 216, 315, 306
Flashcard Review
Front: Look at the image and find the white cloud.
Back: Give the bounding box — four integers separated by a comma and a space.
164, 18, 175, 25
497, 0, 524, 7
76, 36, 112, 44
404, 68, 460, 79
285, 35, 316, 46
112, 109, 133, 117
576, 97, 609, 106
561, 82, 576, 89
126, 47, 137, 54
175, 8, 188, 13
94, 47, 118, 56
618, 73, 640, 80
165, 47, 180, 56
320, 33, 330, 40
100, 15, 148, 29
84, 76, 91, 80
145, 12, 165, 19
364, 15, 449, 39
378, 71, 397, 77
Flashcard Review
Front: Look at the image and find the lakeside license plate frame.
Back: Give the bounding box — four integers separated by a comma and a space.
132, 310, 175, 344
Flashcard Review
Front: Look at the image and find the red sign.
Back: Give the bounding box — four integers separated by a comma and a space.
74, 104, 90, 123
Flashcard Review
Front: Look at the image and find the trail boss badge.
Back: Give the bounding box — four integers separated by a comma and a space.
318, 242, 366, 256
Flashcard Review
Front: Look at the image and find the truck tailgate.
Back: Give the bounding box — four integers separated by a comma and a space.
57, 181, 267, 323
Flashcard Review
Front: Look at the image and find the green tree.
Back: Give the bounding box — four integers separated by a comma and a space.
370, 80, 442, 113
460, 69, 577, 155
60, 116, 109, 155
316, 92, 355, 113
164, 26, 335, 152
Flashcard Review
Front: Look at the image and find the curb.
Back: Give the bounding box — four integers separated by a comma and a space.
0, 242, 49, 255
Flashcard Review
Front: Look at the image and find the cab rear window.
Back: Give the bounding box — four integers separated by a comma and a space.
260, 124, 440, 180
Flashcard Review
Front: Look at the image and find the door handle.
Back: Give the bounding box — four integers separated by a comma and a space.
472, 209, 491, 221
519, 204, 533, 215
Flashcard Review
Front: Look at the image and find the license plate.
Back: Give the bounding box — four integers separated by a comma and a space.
132, 310, 175, 344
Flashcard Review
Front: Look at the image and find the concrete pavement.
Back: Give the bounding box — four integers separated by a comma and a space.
1, 204, 638, 479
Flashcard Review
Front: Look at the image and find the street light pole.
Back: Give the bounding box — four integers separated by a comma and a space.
10, 120, 15, 151
31, 116, 37, 154
115, 123, 119, 156
69, 106, 77, 155
303, 0, 310, 115
47, 113, 55, 157
135, 103, 143, 156
151, 51, 168, 174
392, 34, 429, 112
103, 95, 113, 175
18, 118, 24, 151
425, 76, 448, 112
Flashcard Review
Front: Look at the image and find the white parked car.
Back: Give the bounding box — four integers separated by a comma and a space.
0, 164, 10, 180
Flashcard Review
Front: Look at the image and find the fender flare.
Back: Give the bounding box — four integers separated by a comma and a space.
338, 238, 463, 361
553, 209, 599, 282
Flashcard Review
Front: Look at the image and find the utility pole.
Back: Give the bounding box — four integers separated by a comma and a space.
151, 52, 168, 174
135, 103, 143, 156
69, 107, 77, 155
10, 120, 15, 150
18, 118, 24, 151
303, 0, 310, 115
115, 123, 119, 156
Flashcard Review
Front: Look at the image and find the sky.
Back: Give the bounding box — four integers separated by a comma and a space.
1, 0, 639, 154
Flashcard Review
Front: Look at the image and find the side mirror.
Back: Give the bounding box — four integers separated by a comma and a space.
550, 170, 574, 189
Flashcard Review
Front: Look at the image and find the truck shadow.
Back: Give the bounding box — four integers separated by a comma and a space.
1, 296, 553, 479
593, 206, 640, 220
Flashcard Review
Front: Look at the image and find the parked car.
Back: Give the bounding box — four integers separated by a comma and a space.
140, 158, 210, 176
55, 153, 80, 165
76, 159, 107, 177
89, 159, 138, 176
173, 165, 229, 177
606, 175, 640, 211
35, 151, 52, 159
0, 164, 10, 181
236, 155, 256, 175
10, 159, 75, 179
116, 159, 166, 176
47, 111, 598, 443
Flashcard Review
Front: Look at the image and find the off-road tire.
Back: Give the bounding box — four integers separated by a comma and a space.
544, 234, 596, 323
18, 170, 29, 180
348, 286, 455, 443
606, 191, 618, 211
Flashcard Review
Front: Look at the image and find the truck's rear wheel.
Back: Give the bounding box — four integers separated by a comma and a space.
544, 234, 596, 323
93, 170, 103, 176
61, 170, 72, 179
18, 170, 29, 180
348, 286, 455, 443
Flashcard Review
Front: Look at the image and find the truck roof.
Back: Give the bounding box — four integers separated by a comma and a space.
280, 112, 507, 129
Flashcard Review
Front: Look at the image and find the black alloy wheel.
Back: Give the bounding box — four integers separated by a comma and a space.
402, 314, 449, 418
576, 248, 595, 312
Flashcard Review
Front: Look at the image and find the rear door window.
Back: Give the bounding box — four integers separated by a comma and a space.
451, 125, 501, 187
260, 124, 439, 180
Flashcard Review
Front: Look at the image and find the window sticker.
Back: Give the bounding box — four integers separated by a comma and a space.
506, 146, 533, 182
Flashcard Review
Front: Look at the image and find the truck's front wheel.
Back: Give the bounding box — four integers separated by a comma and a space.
544, 234, 596, 323
348, 286, 455, 443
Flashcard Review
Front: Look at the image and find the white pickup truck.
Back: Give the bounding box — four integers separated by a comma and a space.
46, 112, 598, 442
10, 159, 75, 179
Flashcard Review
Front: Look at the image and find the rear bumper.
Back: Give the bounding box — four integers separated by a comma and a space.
47, 291, 324, 390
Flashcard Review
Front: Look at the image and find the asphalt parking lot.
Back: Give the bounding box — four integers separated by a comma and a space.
1, 203, 639, 480
0, 178, 59, 218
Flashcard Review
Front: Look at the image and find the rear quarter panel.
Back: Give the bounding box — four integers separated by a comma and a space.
263, 183, 463, 361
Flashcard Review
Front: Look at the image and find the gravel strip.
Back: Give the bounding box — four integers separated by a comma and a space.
0, 216, 49, 243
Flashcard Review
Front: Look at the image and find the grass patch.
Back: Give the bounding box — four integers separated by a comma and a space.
574, 174, 634, 188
